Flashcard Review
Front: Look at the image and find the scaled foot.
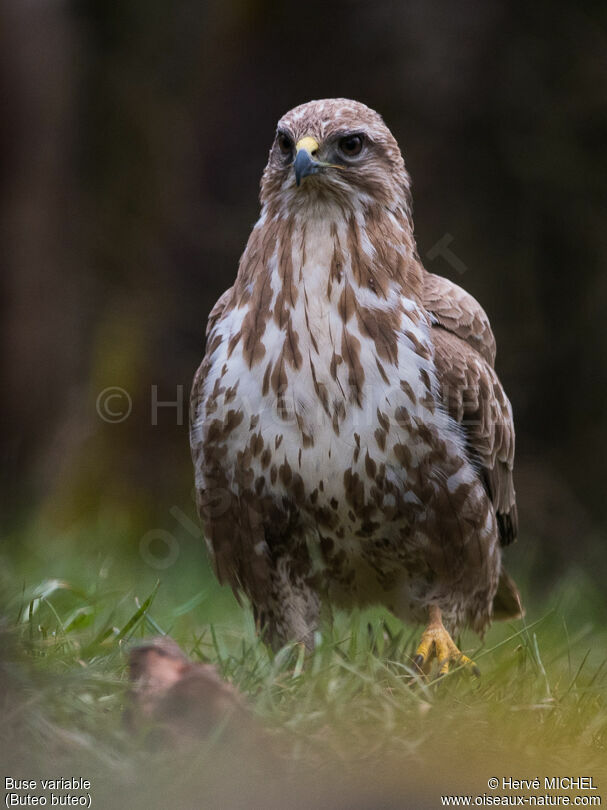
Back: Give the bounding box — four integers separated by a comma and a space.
413, 605, 480, 678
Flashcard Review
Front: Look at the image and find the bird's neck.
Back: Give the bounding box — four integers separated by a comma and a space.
225, 202, 428, 415
234, 202, 423, 311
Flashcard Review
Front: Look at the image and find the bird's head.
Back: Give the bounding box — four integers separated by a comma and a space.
260, 98, 411, 215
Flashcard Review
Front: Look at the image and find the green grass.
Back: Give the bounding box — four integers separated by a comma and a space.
1, 519, 606, 809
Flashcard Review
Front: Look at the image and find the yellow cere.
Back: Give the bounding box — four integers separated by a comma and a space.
295, 136, 320, 154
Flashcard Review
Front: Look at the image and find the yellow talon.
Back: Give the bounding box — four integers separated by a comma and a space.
412, 605, 480, 679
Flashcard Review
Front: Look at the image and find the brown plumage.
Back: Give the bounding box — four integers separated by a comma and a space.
190, 99, 522, 673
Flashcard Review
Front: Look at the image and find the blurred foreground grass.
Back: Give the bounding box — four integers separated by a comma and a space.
1, 518, 606, 809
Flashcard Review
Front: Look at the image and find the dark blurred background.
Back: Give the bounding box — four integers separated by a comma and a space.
1, 0, 606, 590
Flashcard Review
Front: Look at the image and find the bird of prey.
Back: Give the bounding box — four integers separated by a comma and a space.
190, 98, 522, 675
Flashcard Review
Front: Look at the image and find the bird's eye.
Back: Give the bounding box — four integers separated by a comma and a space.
339, 134, 364, 157
277, 133, 294, 155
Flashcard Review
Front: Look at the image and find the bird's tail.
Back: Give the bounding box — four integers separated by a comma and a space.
492, 568, 525, 620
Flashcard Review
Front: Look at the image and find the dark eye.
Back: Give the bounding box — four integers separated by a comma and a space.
277, 133, 293, 155
339, 134, 364, 157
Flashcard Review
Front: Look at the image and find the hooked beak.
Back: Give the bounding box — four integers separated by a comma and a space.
294, 137, 321, 186
293, 136, 344, 187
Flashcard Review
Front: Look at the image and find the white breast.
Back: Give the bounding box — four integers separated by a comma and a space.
192, 211, 468, 514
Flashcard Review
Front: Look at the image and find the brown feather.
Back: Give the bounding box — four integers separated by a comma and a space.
493, 569, 524, 620
424, 271, 497, 365
430, 321, 517, 547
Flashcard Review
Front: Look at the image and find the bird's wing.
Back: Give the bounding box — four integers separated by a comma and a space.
424, 273, 517, 546
423, 271, 496, 365
190, 287, 234, 418
190, 285, 272, 601
205, 287, 234, 339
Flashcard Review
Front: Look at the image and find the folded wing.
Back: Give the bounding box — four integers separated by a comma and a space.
423, 272, 517, 546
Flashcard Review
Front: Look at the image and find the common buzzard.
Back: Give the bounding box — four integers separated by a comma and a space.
190, 99, 522, 675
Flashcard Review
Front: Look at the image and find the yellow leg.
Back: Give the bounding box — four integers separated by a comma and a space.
413, 605, 480, 678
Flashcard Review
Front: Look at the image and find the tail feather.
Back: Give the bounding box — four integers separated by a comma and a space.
493, 568, 524, 620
